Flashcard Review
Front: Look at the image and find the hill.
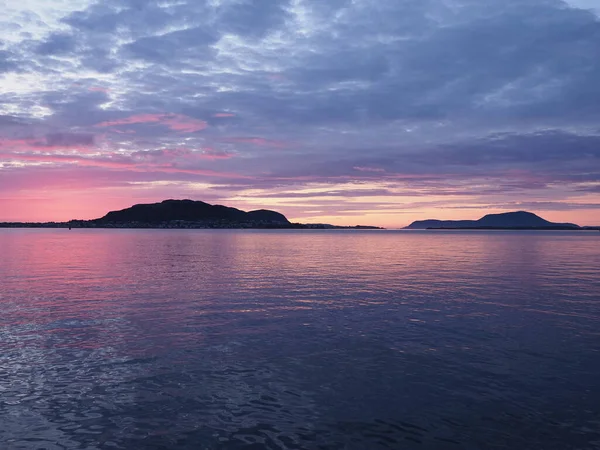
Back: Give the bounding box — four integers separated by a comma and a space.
405, 211, 580, 230
92, 199, 290, 227
0, 200, 385, 229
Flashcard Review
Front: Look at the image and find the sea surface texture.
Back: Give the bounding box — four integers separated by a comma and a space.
1, 229, 599, 450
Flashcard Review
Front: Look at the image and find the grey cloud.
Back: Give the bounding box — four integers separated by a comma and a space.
280, 130, 600, 184
40, 90, 112, 127
0, 115, 30, 127
430, 132, 600, 176
277, 0, 600, 124
575, 184, 600, 193
29, 0, 600, 125
217, 0, 292, 38
61, 0, 292, 68
35, 33, 77, 55
63, 5, 122, 34
238, 189, 396, 199
0, 50, 19, 73
123, 27, 218, 63
291, 50, 391, 86
79, 47, 119, 73
64, 1, 198, 37
229, 130, 600, 191
44, 133, 95, 147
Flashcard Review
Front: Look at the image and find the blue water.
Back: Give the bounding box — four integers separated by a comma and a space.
1, 229, 599, 449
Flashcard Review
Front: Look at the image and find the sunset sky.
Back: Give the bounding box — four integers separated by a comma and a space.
1, 0, 600, 227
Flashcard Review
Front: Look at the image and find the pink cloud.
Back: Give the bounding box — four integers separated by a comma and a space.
148, 166, 245, 178
199, 147, 234, 160
163, 117, 207, 132
354, 166, 386, 173
41, 146, 96, 154
96, 113, 207, 133
0, 151, 246, 178
0, 152, 132, 168
89, 86, 110, 93
0, 165, 229, 193
112, 129, 136, 135
96, 114, 163, 127
213, 112, 236, 118
131, 147, 233, 162
0, 136, 95, 154
0, 138, 42, 149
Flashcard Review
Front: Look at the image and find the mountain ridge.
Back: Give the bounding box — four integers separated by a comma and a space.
93, 199, 290, 226
405, 211, 580, 229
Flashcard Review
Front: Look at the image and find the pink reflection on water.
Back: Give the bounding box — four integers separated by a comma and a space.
1, 229, 599, 355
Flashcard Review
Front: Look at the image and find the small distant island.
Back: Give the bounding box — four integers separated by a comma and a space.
0, 199, 383, 230
405, 211, 599, 230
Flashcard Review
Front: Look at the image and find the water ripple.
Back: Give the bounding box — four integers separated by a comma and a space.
1, 229, 599, 449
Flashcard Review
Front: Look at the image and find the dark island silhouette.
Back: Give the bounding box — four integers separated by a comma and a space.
2, 204, 598, 230
0, 199, 382, 229
94, 199, 290, 226
405, 211, 587, 230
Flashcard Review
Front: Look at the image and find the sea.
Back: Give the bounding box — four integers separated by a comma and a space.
1, 229, 599, 450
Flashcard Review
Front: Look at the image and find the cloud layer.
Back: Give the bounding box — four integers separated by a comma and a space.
1, 0, 599, 225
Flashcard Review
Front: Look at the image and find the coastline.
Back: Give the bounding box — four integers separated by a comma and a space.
0, 222, 384, 230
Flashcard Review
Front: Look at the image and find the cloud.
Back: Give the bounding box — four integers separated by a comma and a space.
217, 0, 292, 38
131, 147, 234, 163
0, 133, 95, 153
223, 137, 289, 148
354, 167, 386, 173
45, 133, 95, 147
35, 32, 77, 55
0, 50, 19, 73
123, 27, 218, 63
1, 0, 600, 224
481, 201, 600, 212
96, 114, 208, 132
0, 151, 245, 178
198, 147, 234, 160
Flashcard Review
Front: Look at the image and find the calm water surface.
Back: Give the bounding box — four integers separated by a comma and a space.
1, 229, 599, 449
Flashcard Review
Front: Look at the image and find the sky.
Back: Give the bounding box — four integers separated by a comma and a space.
1, 0, 600, 227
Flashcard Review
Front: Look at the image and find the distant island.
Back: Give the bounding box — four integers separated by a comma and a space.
405, 211, 599, 230
0, 199, 383, 230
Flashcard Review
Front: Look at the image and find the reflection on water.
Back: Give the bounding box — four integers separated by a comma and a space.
1, 229, 600, 449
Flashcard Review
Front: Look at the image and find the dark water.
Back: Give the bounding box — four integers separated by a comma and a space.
1, 229, 599, 450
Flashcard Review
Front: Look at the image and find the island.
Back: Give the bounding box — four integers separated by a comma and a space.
405, 211, 599, 230
0, 199, 384, 230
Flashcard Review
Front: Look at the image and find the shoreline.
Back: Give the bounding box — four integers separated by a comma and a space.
0, 222, 384, 230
